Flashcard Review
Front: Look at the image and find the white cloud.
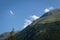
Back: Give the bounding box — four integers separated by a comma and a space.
23, 19, 32, 28
23, 7, 54, 28
30, 15, 39, 20
44, 6, 54, 13
44, 8, 50, 13
23, 15, 39, 28
49, 7, 54, 10
9, 10, 14, 15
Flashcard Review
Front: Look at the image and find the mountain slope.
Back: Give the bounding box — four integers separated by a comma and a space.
1, 9, 60, 40
0, 30, 18, 40
14, 9, 60, 40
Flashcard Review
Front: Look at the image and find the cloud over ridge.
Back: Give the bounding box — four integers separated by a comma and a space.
23, 15, 39, 28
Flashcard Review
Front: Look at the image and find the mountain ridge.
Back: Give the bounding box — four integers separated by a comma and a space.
14, 9, 60, 40
0, 9, 60, 40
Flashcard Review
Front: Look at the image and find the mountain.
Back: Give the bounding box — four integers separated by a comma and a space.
0, 32, 11, 40
14, 9, 60, 40
0, 29, 18, 40
0, 9, 60, 40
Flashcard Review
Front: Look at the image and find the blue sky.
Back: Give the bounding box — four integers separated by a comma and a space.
0, 0, 60, 34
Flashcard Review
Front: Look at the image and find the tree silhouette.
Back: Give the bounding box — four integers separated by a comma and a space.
8, 28, 16, 40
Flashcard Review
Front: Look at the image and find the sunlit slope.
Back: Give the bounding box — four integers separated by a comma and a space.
6, 9, 60, 40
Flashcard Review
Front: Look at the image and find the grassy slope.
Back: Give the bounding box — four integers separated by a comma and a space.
5, 9, 60, 40
14, 10, 60, 40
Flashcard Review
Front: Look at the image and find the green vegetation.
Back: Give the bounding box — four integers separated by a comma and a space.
15, 21, 60, 40
8, 35, 16, 40
14, 9, 60, 40
7, 28, 16, 40
0, 9, 60, 40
